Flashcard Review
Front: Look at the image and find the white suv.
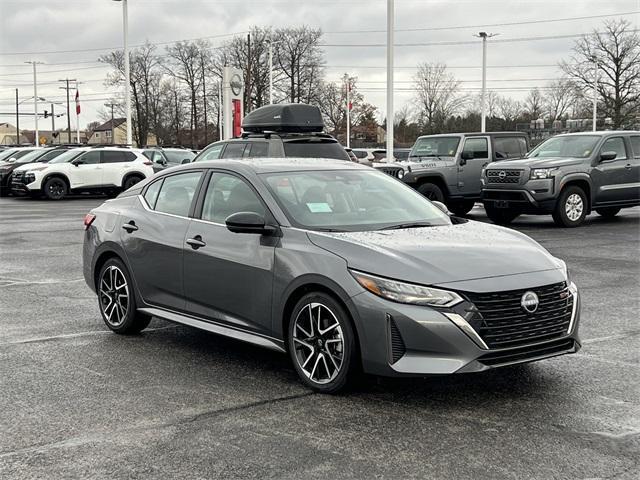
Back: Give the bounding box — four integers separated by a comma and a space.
11, 147, 154, 200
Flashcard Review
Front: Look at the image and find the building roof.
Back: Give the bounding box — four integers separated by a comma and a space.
95, 118, 126, 131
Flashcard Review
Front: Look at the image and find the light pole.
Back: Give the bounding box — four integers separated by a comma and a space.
592, 60, 598, 132
25, 61, 43, 146
386, 0, 394, 159
344, 74, 351, 148
113, 0, 132, 145
476, 32, 497, 133
268, 38, 274, 104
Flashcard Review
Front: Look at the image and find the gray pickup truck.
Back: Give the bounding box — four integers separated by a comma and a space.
482, 131, 640, 227
401, 132, 529, 215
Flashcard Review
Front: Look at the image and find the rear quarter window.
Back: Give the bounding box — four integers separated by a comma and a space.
630, 136, 640, 158
283, 141, 349, 160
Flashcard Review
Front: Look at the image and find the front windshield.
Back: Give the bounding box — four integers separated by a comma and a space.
0, 149, 35, 162
527, 135, 600, 158
12, 149, 51, 164
164, 150, 195, 164
49, 149, 85, 164
410, 137, 460, 159
262, 169, 451, 232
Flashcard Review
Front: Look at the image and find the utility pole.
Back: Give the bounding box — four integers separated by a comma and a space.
201, 52, 208, 146
344, 74, 351, 148
592, 60, 598, 132
476, 32, 498, 133
25, 61, 43, 146
218, 80, 223, 140
268, 36, 274, 104
58, 78, 76, 142
15, 89, 19, 144
386, 0, 394, 160
51, 103, 55, 141
104, 102, 117, 144
246, 33, 251, 115
75, 81, 81, 143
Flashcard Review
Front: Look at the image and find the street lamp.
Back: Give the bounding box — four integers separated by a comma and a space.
386, 0, 394, 159
475, 32, 498, 133
112, 0, 132, 145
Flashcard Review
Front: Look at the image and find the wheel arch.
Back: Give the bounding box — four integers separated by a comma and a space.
414, 174, 450, 197
42, 172, 70, 190
121, 171, 147, 188
559, 175, 592, 213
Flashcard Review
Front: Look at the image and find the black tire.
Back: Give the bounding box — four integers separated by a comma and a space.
0, 186, 9, 197
43, 177, 68, 200
287, 292, 357, 394
97, 258, 150, 334
552, 186, 587, 228
123, 175, 143, 191
448, 200, 475, 216
595, 207, 621, 218
484, 204, 520, 225
417, 182, 445, 203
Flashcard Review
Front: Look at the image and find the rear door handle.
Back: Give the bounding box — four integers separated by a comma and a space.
625, 164, 632, 170
186, 236, 206, 249
122, 221, 138, 232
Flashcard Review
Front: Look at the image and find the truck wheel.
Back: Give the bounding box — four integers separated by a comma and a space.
43, 177, 68, 200
417, 182, 445, 203
484, 204, 520, 225
595, 207, 620, 218
553, 186, 587, 227
449, 201, 475, 216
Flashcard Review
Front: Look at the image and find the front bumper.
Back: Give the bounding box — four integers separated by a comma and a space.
349, 282, 581, 377
481, 178, 558, 213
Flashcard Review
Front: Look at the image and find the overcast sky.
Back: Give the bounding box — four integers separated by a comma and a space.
0, 0, 638, 131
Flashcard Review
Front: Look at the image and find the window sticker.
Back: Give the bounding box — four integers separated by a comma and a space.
306, 202, 333, 213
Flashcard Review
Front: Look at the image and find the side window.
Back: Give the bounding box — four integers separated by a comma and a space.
221, 142, 248, 159
102, 151, 126, 163
123, 151, 136, 162
143, 179, 163, 209
630, 136, 640, 158
153, 172, 202, 217
463, 138, 489, 159
517, 137, 528, 156
600, 137, 627, 161
198, 143, 224, 161
247, 142, 268, 158
201, 173, 265, 224
494, 137, 524, 160
77, 151, 101, 165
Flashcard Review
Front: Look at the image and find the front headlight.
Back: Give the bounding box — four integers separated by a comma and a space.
397, 169, 404, 179
555, 258, 571, 283
350, 270, 463, 307
530, 167, 558, 179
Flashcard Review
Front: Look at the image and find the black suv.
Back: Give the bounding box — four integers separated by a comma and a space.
194, 104, 350, 163
482, 131, 640, 227
401, 132, 529, 216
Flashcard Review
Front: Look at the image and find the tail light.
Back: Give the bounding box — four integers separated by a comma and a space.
84, 213, 96, 230
143, 161, 153, 166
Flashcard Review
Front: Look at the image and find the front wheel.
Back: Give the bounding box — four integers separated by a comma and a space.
43, 177, 68, 200
417, 182, 445, 203
595, 207, 621, 218
448, 200, 475, 216
122, 175, 143, 191
553, 186, 587, 227
288, 293, 357, 393
98, 258, 150, 334
484, 204, 520, 225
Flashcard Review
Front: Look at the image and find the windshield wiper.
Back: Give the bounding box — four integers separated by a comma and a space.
380, 222, 433, 230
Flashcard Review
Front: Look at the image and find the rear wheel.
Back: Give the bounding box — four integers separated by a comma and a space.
553, 186, 587, 227
123, 175, 143, 191
43, 177, 68, 200
448, 200, 475, 216
98, 258, 150, 334
417, 182, 445, 203
484, 204, 520, 225
595, 207, 621, 218
288, 293, 357, 393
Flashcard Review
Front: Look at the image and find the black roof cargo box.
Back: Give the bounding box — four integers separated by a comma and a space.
242, 103, 324, 133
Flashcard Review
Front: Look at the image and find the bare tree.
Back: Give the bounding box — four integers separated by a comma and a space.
545, 78, 577, 121
497, 97, 523, 123
467, 90, 500, 117
524, 87, 544, 119
316, 79, 376, 138
561, 19, 640, 128
275, 26, 324, 103
413, 63, 466, 133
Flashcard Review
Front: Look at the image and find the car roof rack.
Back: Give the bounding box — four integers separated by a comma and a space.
242, 103, 325, 134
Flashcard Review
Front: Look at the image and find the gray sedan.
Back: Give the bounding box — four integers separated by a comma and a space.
83, 158, 581, 392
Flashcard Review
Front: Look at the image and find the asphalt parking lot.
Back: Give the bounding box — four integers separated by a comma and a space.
0, 196, 638, 480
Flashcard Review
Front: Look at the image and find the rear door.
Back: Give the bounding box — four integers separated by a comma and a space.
69, 150, 102, 188
458, 136, 490, 196
592, 136, 635, 204
102, 150, 136, 187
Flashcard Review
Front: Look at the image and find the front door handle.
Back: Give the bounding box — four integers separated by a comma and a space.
186, 236, 206, 249
122, 221, 138, 232
625, 163, 632, 170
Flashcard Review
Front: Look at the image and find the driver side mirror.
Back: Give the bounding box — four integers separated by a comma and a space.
432, 201, 449, 215
460, 151, 473, 165
71, 159, 83, 166
225, 212, 279, 236
600, 151, 617, 162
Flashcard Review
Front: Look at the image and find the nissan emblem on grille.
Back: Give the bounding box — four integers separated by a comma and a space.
521, 291, 539, 313
498, 171, 507, 179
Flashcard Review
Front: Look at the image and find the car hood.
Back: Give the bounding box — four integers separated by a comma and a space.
307, 220, 562, 286
13, 162, 43, 172
486, 156, 584, 169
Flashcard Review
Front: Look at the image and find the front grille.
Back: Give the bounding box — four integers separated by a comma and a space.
378, 167, 403, 178
464, 282, 573, 349
479, 338, 576, 366
388, 315, 406, 364
486, 169, 522, 184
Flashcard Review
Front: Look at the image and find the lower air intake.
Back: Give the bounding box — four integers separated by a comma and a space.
388, 315, 406, 364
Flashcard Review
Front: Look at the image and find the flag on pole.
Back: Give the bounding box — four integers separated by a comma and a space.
75, 90, 81, 115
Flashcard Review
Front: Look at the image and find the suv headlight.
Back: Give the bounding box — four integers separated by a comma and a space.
530, 167, 558, 179
350, 270, 463, 307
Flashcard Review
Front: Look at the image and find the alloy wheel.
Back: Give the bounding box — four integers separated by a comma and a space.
565, 193, 584, 222
292, 302, 344, 385
47, 180, 65, 199
99, 265, 130, 326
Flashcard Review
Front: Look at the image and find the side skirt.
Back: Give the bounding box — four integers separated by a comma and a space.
137, 307, 286, 353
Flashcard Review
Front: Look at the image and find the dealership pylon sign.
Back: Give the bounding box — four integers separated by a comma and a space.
222, 67, 244, 140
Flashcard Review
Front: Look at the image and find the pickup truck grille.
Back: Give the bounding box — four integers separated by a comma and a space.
486, 169, 522, 184
464, 282, 573, 349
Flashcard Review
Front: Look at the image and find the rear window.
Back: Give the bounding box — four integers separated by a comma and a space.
283, 140, 349, 160
630, 136, 640, 158
494, 137, 527, 160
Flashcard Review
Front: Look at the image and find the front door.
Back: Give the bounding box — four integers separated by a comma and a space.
592, 136, 634, 205
69, 150, 102, 188
458, 136, 490, 196
183, 171, 275, 336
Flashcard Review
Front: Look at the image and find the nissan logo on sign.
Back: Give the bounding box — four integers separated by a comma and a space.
230, 74, 243, 96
